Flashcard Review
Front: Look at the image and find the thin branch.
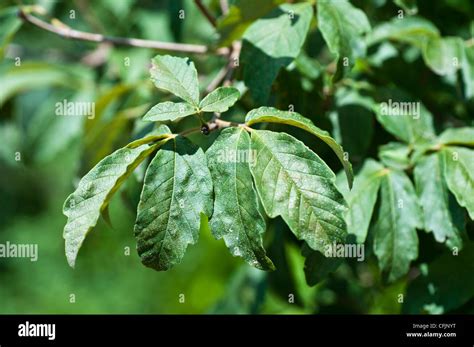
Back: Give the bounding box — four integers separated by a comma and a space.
223, 41, 242, 86
220, 0, 230, 15
194, 0, 217, 28
81, 42, 111, 66
206, 64, 230, 93
179, 117, 235, 137
205, 41, 241, 93
18, 9, 229, 55
214, 118, 233, 129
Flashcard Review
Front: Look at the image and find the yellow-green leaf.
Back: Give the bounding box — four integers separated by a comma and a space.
143, 101, 197, 122
199, 87, 240, 113
63, 141, 165, 267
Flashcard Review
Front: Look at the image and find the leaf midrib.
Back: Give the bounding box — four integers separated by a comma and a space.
156, 138, 178, 265
232, 129, 260, 256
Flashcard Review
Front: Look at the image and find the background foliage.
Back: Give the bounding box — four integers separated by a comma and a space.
0, 0, 473, 314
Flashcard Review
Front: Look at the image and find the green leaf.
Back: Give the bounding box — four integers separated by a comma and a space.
374, 99, 436, 144
367, 16, 439, 48
442, 146, 474, 220
438, 127, 474, 147
368, 42, 399, 67
346, 160, 385, 243
378, 142, 411, 170
142, 101, 197, 122
206, 127, 274, 270
294, 53, 323, 80
0, 7, 22, 59
245, 107, 354, 188
199, 87, 240, 113
335, 86, 378, 110
422, 37, 464, 75
403, 243, 474, 314
63, 141, 165, 267
303, 245, 343, 286
241, 3, 313, 103
393, 0, 418, 15
462, 46, 474, 99
134, 136, 213, 271
126, 125, 173, 148
250, 130, 347, 254
149, 55, 200, 106
414, 153, 464, 249
317, 0, 371, 70
217, 0, 282, 46
373, 169, 422, 282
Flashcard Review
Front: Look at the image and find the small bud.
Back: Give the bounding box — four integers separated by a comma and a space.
201, 124, 210, 135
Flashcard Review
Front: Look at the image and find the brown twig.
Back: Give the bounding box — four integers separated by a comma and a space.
194, 0, 217, 28
219, 0, 230, 15
179, 117, 234, 137
205, 41, 241, 93
81, 42, 111, 66
18, 9, 229, 55
214, 118, 233, 129
223, 41, 242, 86
206, 64, 230, 93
